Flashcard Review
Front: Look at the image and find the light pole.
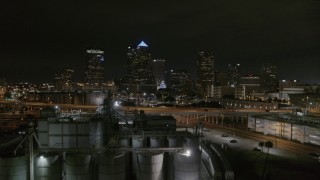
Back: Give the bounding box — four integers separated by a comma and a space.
28, 120, 34, 180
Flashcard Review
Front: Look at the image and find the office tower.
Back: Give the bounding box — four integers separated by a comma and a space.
279, 79, 302, 91
54, 68, 74, 90
0, 78, 6, 100
197, 51, 215, 97
239, 74, 260, 94
214, 71, 228, 86
260, 62, 278, 92
85, 49, 105, 87
228, 64, 241, 87
169, 69, 193, 95
124, 41, 156, 93
152, 59, 166, 89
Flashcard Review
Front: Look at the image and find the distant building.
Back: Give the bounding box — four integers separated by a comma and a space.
123, 41, 156, 93
260, 63, 278, 92
169, 69, 193, 95
239, 74, 260, 97
227, 64, 241, 87
54, 68, 74, 91
213, 86, 245, 99
85, 49, 105, 88
197, 51, 215, 97
152, 59, 166, 89
0, 78, 6, 100
27, 90, 108, 105
214, 71, 228, 86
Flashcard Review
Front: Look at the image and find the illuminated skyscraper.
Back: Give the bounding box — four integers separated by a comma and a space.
197, 51, 215, 97
260, 62, 278, 92
85, 49, 105, 87
227, 64, 241, 87
124, 41, 156, 93
152, 59, 166, 89
169, 69, 192, 94
54, 68, 74, 90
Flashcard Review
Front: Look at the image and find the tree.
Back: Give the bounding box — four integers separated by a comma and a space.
264, 141, 273, 151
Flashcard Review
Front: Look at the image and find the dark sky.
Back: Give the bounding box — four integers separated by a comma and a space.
1, 0, 320, 83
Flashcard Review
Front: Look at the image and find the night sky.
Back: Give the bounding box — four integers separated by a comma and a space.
1, 0, 320, 83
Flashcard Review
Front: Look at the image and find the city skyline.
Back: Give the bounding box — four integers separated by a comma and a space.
1, 0, 320, 83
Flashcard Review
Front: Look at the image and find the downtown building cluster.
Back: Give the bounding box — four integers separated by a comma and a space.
0, 41, 320, 108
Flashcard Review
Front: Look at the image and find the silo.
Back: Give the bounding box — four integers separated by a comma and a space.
185, 137, 199, 148
137, 152, 164, 180
34, 154, 62, 180
90, 120, 104, 148
66, 154, 92, 180
132, 136, 145, 148
150, 137, 163, 148
132, 136, 145, 180
98, 153, 126, 180
167, 136, 177, 180
0, 156, 28, 180
167, 136, 177, 147
120, 137, 131, 147
174, 137, 201, 180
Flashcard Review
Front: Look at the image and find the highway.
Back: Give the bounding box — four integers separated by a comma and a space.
127, 106, 319, 159
1, 100, 319, 159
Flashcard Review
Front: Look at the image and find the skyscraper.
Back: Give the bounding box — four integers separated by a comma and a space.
85, 49, 105, 87
197, 51, 215, 97
260, 62, 278, 92
169, 69, 193, 95
227, 64, 241, 87
124, 41, 156, 93
152, 59, 166, 89
54, 68, 74, 90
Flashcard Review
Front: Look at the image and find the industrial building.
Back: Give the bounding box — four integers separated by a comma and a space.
0, 96, 226, 180
248, 113, 320, 146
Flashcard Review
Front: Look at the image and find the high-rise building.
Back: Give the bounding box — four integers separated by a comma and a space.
124, 41, 156, 93
85, 49, 105, 87
54, 68, 74, 90
227, 64, 241, 87
169, 69, 193, 95
0, 78, 6, 100
152, 59, 166, 89
239, 74, 260, 94
214, 71, 228, 86
197, 51, 215, 97
260, 63, 278, 92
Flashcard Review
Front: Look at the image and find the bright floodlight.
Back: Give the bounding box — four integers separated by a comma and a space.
114, 101, 120, 107
185, 150, 191, 157
40, 155, 44, 159
180, 149, 191, 157
55, 105, 59, 109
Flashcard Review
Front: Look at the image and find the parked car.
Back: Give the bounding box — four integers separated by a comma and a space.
252, 147, 261, 152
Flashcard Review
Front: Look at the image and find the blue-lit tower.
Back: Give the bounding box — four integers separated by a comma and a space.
125, 41, 156, 93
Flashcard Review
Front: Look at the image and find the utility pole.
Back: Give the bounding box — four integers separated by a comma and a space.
28, 120, 34, 180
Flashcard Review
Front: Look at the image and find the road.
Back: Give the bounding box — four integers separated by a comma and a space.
130, 106, 320, 160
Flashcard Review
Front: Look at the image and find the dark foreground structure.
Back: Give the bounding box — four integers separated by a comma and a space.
0, 96, 233, 180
